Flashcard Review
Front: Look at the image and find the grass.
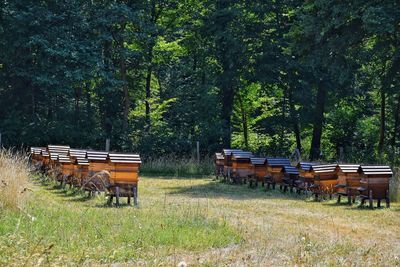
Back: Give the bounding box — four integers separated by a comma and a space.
1, 176, 400, 266
141, 156, 214, 177
1, 150, 400, 266
0, 149, 31, 211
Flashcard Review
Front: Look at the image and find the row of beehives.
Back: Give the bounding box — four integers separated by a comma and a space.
30, 145, 141, 206
215, 149, 393, 208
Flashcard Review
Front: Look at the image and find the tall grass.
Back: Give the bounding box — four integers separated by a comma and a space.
0, 149, 30, 211
141, 155, 214, 177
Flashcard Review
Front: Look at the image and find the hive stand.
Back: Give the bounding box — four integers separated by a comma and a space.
358, 166, 392, 208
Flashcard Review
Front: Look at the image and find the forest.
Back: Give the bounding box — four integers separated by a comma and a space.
1, 0, 399, 164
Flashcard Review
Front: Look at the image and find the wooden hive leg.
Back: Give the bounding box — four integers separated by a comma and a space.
133, 185, 138, 207
386, 189, 390, 208
368, 190, 373, 209
115, 186, 120, 206
337, 194, 341, 204
377, 199, 381, 208
127, 195, 131, 205
107, 195, 113, 206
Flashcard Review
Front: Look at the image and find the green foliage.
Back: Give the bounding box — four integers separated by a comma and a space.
0, 0, 399, 165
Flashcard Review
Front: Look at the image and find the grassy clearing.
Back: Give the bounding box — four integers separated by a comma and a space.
141, 156, 214, 177
0, 149, 31, 211
1, 173, 400, 266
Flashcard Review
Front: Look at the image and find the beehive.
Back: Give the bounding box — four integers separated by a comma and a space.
311, 164, 338, 197
282, 165, 300, 191
265, 157, 291, 186
222, 149, 243, 179
231, 151, 254, 182
335, 164, 361, 202
358, 165, 392, 207
73, 157, 89, 186
107, 153, 141, 185
296, 162, 318, 190
214, 153, 225, 178
87, 151, 110, 174
250, 157, 268, 184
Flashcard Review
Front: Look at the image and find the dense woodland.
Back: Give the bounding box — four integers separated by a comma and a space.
0, 1, 399, 164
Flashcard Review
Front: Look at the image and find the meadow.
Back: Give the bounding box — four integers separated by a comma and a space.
1, 171, 400, 266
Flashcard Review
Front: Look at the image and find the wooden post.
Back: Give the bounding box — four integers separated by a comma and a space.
339, 146, 344, 162
196, 141, 200, 165
0, 132, 2, 149
106, 138, 110, 152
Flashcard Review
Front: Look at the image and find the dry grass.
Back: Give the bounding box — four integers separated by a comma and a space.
0, 149, 31, 211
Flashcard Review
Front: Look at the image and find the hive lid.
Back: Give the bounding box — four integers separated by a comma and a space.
222, 149, 243, 156
69, 149, 87, 158
41, 151, 50, 157
48, 145, 70, 155
215, 153, 225, 160
358, 165, 393, 176
232, 151, 254, 160
76, 158, 89, 166
311, 164, 338, 173
87, 151, 109, 161
337, 164, 360, 173
250, 157, 267, 165
297, 162, 317, 171
58, 154, 72, 163
108, 153, 141, 164
282, 165, 299, 175
30, 147, 45, 155
266, 157, 291, 167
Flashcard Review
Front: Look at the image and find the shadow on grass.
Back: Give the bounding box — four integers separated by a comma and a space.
167, 180, 307, 201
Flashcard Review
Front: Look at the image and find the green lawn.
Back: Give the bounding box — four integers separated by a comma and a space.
1, 176, 400, 266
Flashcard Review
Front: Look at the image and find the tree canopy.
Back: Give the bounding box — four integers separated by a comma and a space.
1, 0, 399, 164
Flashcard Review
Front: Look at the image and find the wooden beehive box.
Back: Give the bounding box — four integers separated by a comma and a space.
297, 162, 317, 187
41, 151, 50, 167
266, 157, 291, 185
311, 164, 338, 196
30, 147, 45, 163
336, 164, 361, 195
58, 154, 74, 177
87, 151, 110, 174
215, 153, 225, 174
358, 165, 392, 201
231, 151, 254, 180
69, 149, 87, 178
282, 165, 299, 187
74, 158, 89, 186
250, 157, 268, 182
222, 149, 243, 177
107, 153, 141, 185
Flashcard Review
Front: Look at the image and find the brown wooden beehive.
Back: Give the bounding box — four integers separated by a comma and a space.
250, 157, 268, 184
231, 151, 254, 183
335, 164, 361, 203
296, 162, 318, 191
107, 153, 141, 185
310, 164, 338, 198
73, 157, 89, 187
265, 157, 291, 188
282, 165, 300, 192
214, 153, 225, 178
87, 151, 110, 175
222, 149, 243, 179
358, 165, 392, 208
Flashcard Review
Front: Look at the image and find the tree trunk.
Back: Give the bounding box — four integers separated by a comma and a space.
288, 87, 302, 152
391, 93, 400, 147
378, 87, 386, 155
310, 84, 326, 161
238, 94, 249, 150
74, 87, 81, 126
